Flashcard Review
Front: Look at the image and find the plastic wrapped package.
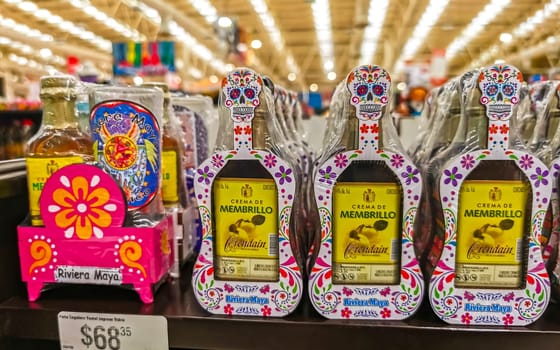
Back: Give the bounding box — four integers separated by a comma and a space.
428, 64, 552, 326
415, 71, 485, 270
309, 65, 424, 320
290, 91, 308, 142
179, 95, 217, 154
540, 87, 560, 299
407, 86, 441, 160
416, 78, 462, 168
527, 81, 560, 156
192, 68, 303, 317
172, 98, 209, 255
516, 84, 535, 145
90, 85, 165, 226
214, 74, 306, 270
269, 83, 320, 271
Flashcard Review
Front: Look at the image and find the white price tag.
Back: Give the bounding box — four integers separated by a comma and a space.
58, 312, 168, 350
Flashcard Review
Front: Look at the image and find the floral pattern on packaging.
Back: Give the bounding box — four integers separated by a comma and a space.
17, 163, 174, 303
90, 101, 160, 210
308, 65, 424, 320
429, 64, 551, 326
192, 68, 302, 317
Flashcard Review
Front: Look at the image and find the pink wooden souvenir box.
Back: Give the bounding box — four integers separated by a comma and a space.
17, 164, 174, 303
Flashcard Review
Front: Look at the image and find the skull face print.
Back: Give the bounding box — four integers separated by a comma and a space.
222, 68, 263, 122
478, 64, 523, 120
346, 65, 391, 120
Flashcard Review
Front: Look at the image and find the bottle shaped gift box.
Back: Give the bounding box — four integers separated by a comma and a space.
309, 65, 423, 320
429, 64, 552, 326
26, 76, 93, 226
192, 68, 302, 317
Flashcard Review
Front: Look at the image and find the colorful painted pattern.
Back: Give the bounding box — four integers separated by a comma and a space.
429, 64, 551, 326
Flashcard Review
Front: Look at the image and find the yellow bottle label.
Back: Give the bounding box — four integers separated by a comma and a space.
456, 180, 530, 288
213, 178, 278, 281
26, 156, 85, 226
162, 150, 179, 205
333, 182, 401, 284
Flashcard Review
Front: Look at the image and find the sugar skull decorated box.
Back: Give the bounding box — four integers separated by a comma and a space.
428, 64, 552, 326
191, 68, 303, 317
308, 65, 424, 320
18, 163, 174, 304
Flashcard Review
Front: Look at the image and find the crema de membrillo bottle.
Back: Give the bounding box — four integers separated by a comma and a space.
309, 65, 424, 320
26, 76, 93, 226
429, 64, 552, 326
191, 68, 302, 317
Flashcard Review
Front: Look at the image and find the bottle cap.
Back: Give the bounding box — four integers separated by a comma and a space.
40, 75, 77, 98
142, 82, 170, 100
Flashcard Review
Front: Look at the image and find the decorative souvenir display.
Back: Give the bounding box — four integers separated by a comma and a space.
309, 65, 423, 320
429, 64, 552, 326
18, 163, 174, 303
192, 68, 302, 317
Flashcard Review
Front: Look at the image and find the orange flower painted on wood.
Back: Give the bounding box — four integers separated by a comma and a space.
48, 175, 114, 239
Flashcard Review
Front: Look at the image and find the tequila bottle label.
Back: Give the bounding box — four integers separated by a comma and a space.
456, 180, 529, 288
91, 101, 161, 210
214, 178, 279, 281
333, 182, 400, 284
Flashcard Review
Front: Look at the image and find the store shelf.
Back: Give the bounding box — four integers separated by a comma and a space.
0, 265, 559, 350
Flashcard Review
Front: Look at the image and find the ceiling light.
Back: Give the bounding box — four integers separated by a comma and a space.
471, 0, 560, 68
309, 83, 319, 92
397, 82, 407, 91
188, 67, 203, 79
288, 72, 297, 81
209, 75, 219, 84
133, 76, 144, 85
359, 0, 389, 64
499, 32, 512, 43
494, 59, 505, 64
47, 15, 63, 24
39, 48, 52, 58
251, 39, 262, 49
218, 16, 232, 28
249, 0, 301, 79
225, 63, 235, 71
18, 1, 37, 12
0, 37, 11, 44
311, 0, 334, 74
394, 0, 450, 73
188, 0, 218, 23
446, 0, 510, 61
35, 9, 50, 19
237, 43, 248, 52
547, 36, 557, 44
327, 72, 337, 81
324, 60, 334, 71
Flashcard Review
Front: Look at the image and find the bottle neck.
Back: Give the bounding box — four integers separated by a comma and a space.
41, 97, 78, 128
547, 111, 560, 157
252, 111, 268, 150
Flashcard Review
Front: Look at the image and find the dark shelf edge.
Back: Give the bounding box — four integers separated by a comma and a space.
0, 267, 560, 350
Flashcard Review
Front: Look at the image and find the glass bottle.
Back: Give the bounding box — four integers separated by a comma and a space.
331, 88, 402, 286
142, 82, 186, 209
26, 76, 93, 226
450, 76, 532, 289
212, 87, 280, 282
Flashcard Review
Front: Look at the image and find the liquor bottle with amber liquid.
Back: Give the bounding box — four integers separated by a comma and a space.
26, 76, 93, 226
142, 82, 186, 209
331, 96, 403, 285
211, 73, 280, 283
309, 65, 424, 320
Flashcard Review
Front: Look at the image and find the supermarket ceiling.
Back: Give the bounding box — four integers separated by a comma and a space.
0, 0, 559, 90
